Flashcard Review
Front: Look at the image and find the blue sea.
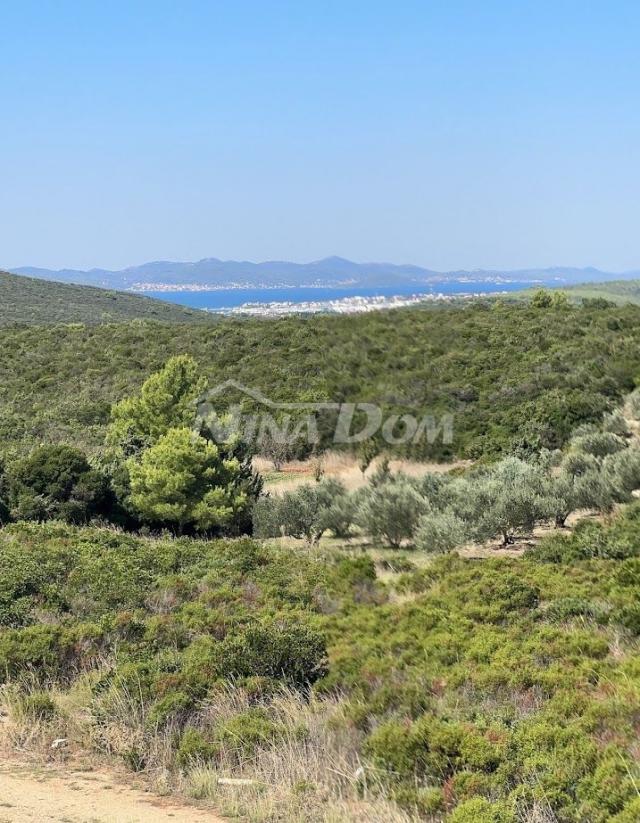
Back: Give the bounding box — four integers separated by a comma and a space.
142, 281, 531, 312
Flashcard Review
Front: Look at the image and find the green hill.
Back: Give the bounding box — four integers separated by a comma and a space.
1, 298, 639, 460
565, 278, 640, 305
0, 270, 209, 325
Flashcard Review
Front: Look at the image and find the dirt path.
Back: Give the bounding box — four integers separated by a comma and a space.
0, 758, 223, 823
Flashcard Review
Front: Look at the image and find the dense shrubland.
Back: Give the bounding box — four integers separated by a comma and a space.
2, 342, 640, 552
1, 508, 640, 820
2, 298, 640, 460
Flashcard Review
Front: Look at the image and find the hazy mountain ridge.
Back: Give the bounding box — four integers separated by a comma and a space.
11, 257, 637, 291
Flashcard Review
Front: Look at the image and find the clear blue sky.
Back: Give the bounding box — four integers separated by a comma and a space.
2, 1, 639, 272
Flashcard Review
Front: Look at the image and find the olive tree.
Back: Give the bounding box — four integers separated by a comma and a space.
413, 472, 455, 510
573, 469, 617, 514
570, 431, 626, 458
322, 490, 357, 538
602, 447, 640, 501
461, 457, 549, 545
253, 479, 348, 545
357, 478, 428, 548
415, 510, 468, 554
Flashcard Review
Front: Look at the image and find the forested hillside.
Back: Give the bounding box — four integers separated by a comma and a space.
0, 271, 208, 325
1, 298, 639, 460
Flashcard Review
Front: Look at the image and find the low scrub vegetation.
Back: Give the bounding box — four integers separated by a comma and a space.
1, 508, 640, 820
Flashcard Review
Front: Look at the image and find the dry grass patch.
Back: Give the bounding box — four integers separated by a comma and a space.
0, 678, 416, 822
257, 452, 469, 495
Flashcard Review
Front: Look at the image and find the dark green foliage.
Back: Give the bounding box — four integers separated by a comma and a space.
7, 445, 111, 524
183, 619, 328, 689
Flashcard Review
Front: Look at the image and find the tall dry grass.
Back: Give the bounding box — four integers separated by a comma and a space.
180, 689, 418, 821
0, 677, 564, 822
0, 676, 417, 822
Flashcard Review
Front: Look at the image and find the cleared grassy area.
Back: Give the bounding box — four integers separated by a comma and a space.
257, 452, 470, 495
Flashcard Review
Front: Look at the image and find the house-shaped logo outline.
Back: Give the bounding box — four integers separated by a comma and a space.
197, 379, 342, 411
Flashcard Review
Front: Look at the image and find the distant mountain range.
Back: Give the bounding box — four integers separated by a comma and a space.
9, 257, 639, 291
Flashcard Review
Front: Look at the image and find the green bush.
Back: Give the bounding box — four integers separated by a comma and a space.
22, 691, 57, 720
7, 445, 111, 524
530, 507, 640, 562
449, 797, 515, 823
215, 707, 288, 758
213, 619, 328, 687
182, 617, 328, 691
176, 728, 219, 767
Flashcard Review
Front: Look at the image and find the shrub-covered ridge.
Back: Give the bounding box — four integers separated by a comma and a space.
2, 299, 640, 460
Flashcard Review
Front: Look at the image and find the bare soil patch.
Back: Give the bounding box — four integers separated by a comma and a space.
0, 753, 223, 823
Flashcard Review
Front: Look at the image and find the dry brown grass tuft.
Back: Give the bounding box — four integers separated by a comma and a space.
177, 688, 418, 822
0, 677, 416, 822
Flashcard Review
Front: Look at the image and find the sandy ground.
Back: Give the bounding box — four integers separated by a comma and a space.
256, 451, 470, 495
0, 757, 223, 823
